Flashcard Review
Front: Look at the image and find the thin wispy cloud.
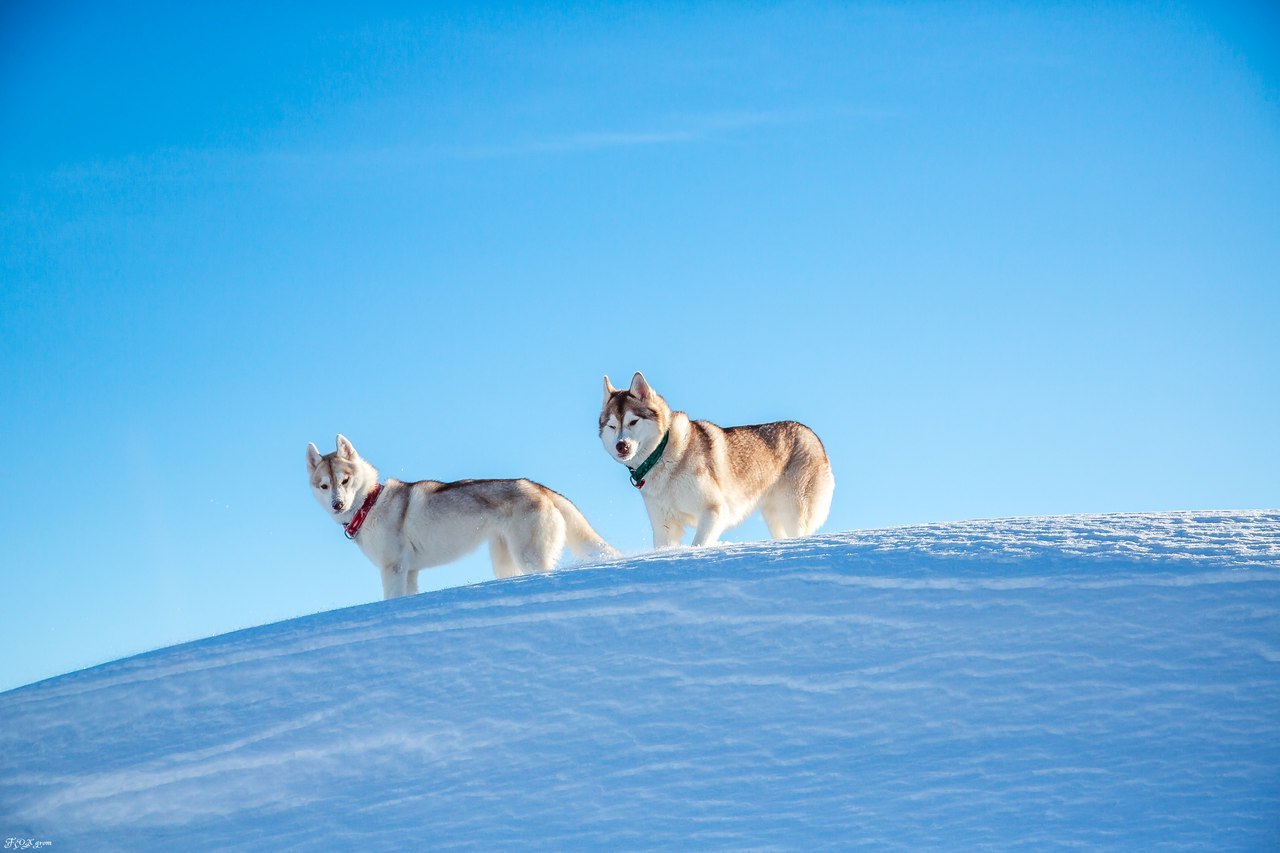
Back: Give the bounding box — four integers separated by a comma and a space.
27, 106, 890, 186
443, 109, 821, 160
458, 128, 701, 158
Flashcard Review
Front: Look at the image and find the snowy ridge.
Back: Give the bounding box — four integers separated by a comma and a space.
2, 511, 1278, 850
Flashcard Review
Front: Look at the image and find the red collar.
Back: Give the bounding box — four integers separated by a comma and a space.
344, 484, 382, 540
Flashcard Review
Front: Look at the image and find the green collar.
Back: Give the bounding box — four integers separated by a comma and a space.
628, 431, 670, 489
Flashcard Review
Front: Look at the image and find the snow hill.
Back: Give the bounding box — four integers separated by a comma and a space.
2, 511, 1278, 850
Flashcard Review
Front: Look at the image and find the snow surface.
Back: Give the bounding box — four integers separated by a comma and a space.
2, 511, 1278, 850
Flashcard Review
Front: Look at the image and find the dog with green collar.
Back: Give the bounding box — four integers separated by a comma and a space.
599, 372, 834, 548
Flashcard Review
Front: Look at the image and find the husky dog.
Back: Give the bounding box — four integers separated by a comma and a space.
307, 435, 617, 599
600, 373, 834, 548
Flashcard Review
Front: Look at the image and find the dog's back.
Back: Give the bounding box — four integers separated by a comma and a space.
375, 477, 615, 576
399, 478, 615, 559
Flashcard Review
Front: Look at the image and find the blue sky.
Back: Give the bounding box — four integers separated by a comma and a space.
2, 1, 1277, 692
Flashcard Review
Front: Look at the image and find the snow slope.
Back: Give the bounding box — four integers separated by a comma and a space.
2, 511, 1278, 850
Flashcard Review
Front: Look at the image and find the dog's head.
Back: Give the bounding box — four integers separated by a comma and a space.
599, 372, 670, 466
305, 434, 376, 518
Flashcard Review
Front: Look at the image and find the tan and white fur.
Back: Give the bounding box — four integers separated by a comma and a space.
307, 435, 616, 599
600, 373, 834, 548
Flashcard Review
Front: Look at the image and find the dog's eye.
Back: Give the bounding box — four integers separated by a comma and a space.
341, 477, 349, 485
628, 419, 639, 427
320, 484, 329, 490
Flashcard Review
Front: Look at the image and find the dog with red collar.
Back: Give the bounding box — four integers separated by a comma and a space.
307, 435, 617, 599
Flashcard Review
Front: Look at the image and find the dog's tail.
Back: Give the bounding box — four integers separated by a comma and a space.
548, 491, 619, 561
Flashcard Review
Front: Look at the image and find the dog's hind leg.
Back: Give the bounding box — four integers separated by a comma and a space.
768, 443, 834, 538
489, 538, 522, 579
761, 493, 801, 539
508, 504, 565, 573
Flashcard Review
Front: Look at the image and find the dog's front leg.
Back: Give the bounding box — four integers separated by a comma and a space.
647, 504, 684, 548
692, 507, 727, 547
380, 563, 410, 599
652, 522, 685, 549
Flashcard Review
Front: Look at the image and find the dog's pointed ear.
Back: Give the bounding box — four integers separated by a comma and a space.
306, 443, 323, 472
335, 434, 357, 460
603, 375, 618, 403
629, 372, 653, 401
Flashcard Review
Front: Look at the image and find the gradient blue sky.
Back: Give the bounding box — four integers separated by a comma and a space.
2, 1, 1277, 692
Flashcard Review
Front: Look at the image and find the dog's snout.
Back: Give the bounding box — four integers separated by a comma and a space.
616, 441, 631, 454
332, 500, 346, 512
